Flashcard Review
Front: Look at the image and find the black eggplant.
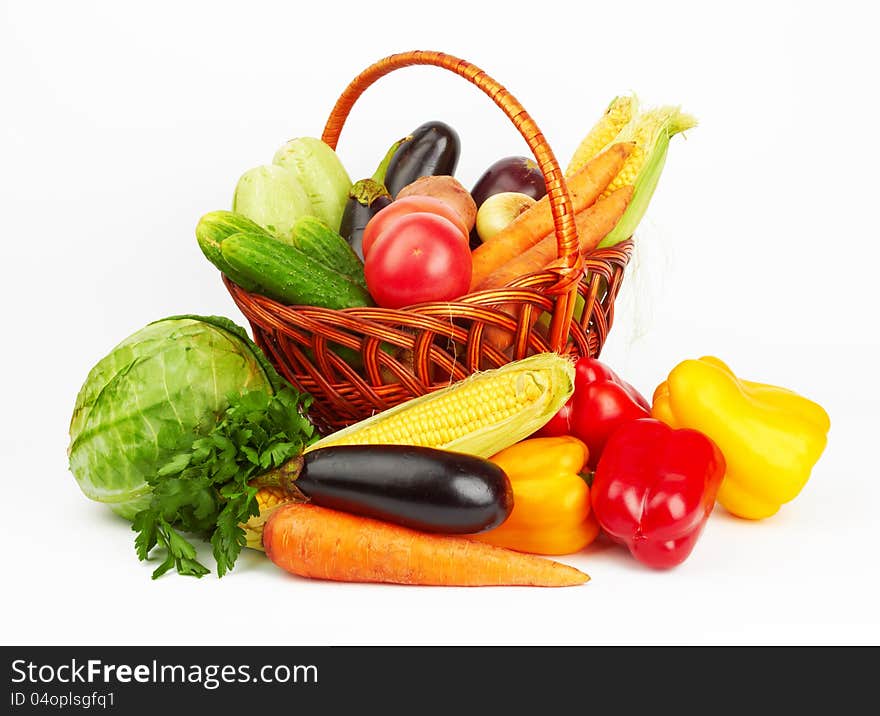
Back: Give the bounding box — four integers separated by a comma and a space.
469, 156, 547, 249
339, 184, 391, 260
385, 121, 460, 198
340, 136, 406, 259
266, 445, 513, 534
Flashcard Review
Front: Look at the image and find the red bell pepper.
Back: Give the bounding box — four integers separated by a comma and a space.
538, 357, 650, 468
591, 418, 726, 569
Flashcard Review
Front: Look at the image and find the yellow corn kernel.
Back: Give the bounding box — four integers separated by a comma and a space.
306, 353, 575, 459
242, 486, 290, 551
600, 106, 697, 199
255, 487, 288, 512
566, 95, 639, 177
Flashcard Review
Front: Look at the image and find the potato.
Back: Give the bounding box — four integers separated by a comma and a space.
396, 175, 477, 231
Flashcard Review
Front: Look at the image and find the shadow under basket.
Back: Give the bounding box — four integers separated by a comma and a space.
222, 50, 634, 435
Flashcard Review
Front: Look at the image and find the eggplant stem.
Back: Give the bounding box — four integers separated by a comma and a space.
347, 135, 412, 207
372, 135, 412, 183
349, 178, 391, 207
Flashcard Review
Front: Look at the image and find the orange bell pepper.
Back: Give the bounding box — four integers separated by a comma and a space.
471, 436, 599, 555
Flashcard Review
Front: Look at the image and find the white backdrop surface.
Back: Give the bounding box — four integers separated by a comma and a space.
2, 0, 877, 645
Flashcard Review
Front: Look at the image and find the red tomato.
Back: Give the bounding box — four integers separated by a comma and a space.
362, 196, 468, 257
365, 213, 472, 309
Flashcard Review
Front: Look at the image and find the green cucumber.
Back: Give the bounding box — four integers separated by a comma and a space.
290, 216, 367, 289
197, 210, 269, 254
198, 210, 368, 289
195, 211, 272, 290
220, 232, 373, 310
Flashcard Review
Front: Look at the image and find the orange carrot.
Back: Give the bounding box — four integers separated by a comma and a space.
477, 185, 634, 352
469, 142, 634, 291
475, 185, 635, 293
263, 503, 589, 587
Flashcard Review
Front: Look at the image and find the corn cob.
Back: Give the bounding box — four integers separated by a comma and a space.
243, 487, 290, 551
599, 106, 696, 199
306, 353, 575, 458
598, 106, 696, 247
566, 94, 639, 177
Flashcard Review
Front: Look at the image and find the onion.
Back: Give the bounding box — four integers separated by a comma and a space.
475, 192, 537, 243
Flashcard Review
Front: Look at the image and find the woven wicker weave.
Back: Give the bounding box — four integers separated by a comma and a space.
224, 51, 632, 434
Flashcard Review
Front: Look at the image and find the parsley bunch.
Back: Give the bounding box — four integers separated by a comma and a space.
133, 387, 316, 579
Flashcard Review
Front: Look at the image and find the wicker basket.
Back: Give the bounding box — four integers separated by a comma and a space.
224, 51, 633, 434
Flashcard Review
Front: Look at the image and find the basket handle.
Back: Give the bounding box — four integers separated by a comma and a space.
321, 50, 583, 352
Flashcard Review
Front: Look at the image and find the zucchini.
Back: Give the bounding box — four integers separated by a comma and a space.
290, 216, 367, 289
232, 164, 312, 239
272, 137, 352, 231
220, 232, 373, 310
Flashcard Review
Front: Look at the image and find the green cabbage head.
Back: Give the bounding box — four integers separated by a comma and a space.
68, 315, 283, 519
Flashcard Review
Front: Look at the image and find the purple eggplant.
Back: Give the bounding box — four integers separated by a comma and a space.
340, 136, 407, 259
471, 156, 547, 206
385, 121, 460, 198
268, 445, 514, 534
340, 184, 391, 260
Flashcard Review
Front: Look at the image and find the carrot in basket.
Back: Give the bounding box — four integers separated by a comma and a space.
469, 142, 634, 291
263, 503, 589, 587
476, 185, 634, 352
476, 185, 635, 293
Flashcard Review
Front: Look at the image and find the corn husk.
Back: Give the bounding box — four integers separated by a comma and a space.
599, 106, 697, 247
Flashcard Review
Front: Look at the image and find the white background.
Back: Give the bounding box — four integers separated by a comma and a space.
2, 0, 878, 645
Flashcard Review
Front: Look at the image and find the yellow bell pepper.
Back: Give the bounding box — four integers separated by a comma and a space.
652, 356, 830, 520
471, 436, 599, 555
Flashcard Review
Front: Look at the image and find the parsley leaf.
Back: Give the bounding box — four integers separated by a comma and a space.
133, 386, 315, 578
